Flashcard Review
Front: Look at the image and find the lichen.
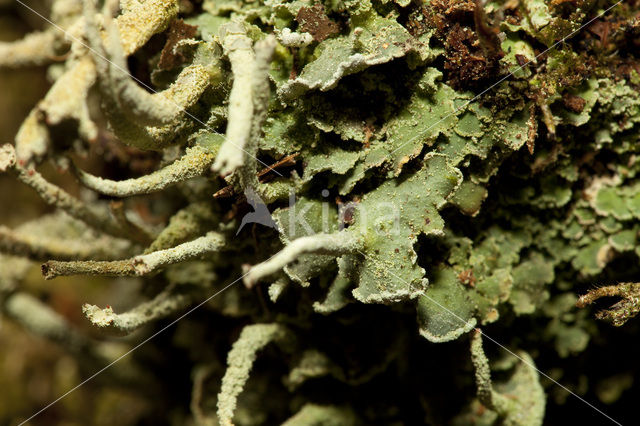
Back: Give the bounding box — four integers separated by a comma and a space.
1, 0, 640, 424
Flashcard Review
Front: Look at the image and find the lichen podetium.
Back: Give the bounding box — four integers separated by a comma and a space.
1, 0, 640, 424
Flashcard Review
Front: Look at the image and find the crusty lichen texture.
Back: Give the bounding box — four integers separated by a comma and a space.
1, 0, 640, 424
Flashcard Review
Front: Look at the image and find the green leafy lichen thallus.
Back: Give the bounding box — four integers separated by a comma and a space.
1, 0, 640, 424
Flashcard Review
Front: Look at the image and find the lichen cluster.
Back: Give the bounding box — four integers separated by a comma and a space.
1, 0, 640, 424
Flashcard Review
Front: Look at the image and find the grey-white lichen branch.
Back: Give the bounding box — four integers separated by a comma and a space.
1, 144, 137, 242
281, 404, 357, 426
10, 0, 183, 164
0, 144, 16, 172
211, 22, 254, 176
0, 29, 62, 68
0, 0, 80, 68
14, 56, 98, 165
212, 22, 276, 186
470, 329, 514, 415
73, 145, 216, 197
4, 292, 89, 352
241, 34, 277, 190
38, 55, 98, 141
83, 0, 203, 151
470, 329, 545, 425
144, 202, 218, 254
0, 223, 132, 261
243, 232, 364, 287
217, 323, 294, 426
42, 231, 225, 279
82, 286, 193, 335
3, 291, 153, 387
112, 0, 179, 56
98, 19, 210, 128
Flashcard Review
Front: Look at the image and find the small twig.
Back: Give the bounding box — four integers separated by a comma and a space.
473, 0, 504, 60
534, 94, 556, 140
577, 282, 640, 326
190, 365, 216, 426
213, 153, 299, 199
527, 103, 538, 155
